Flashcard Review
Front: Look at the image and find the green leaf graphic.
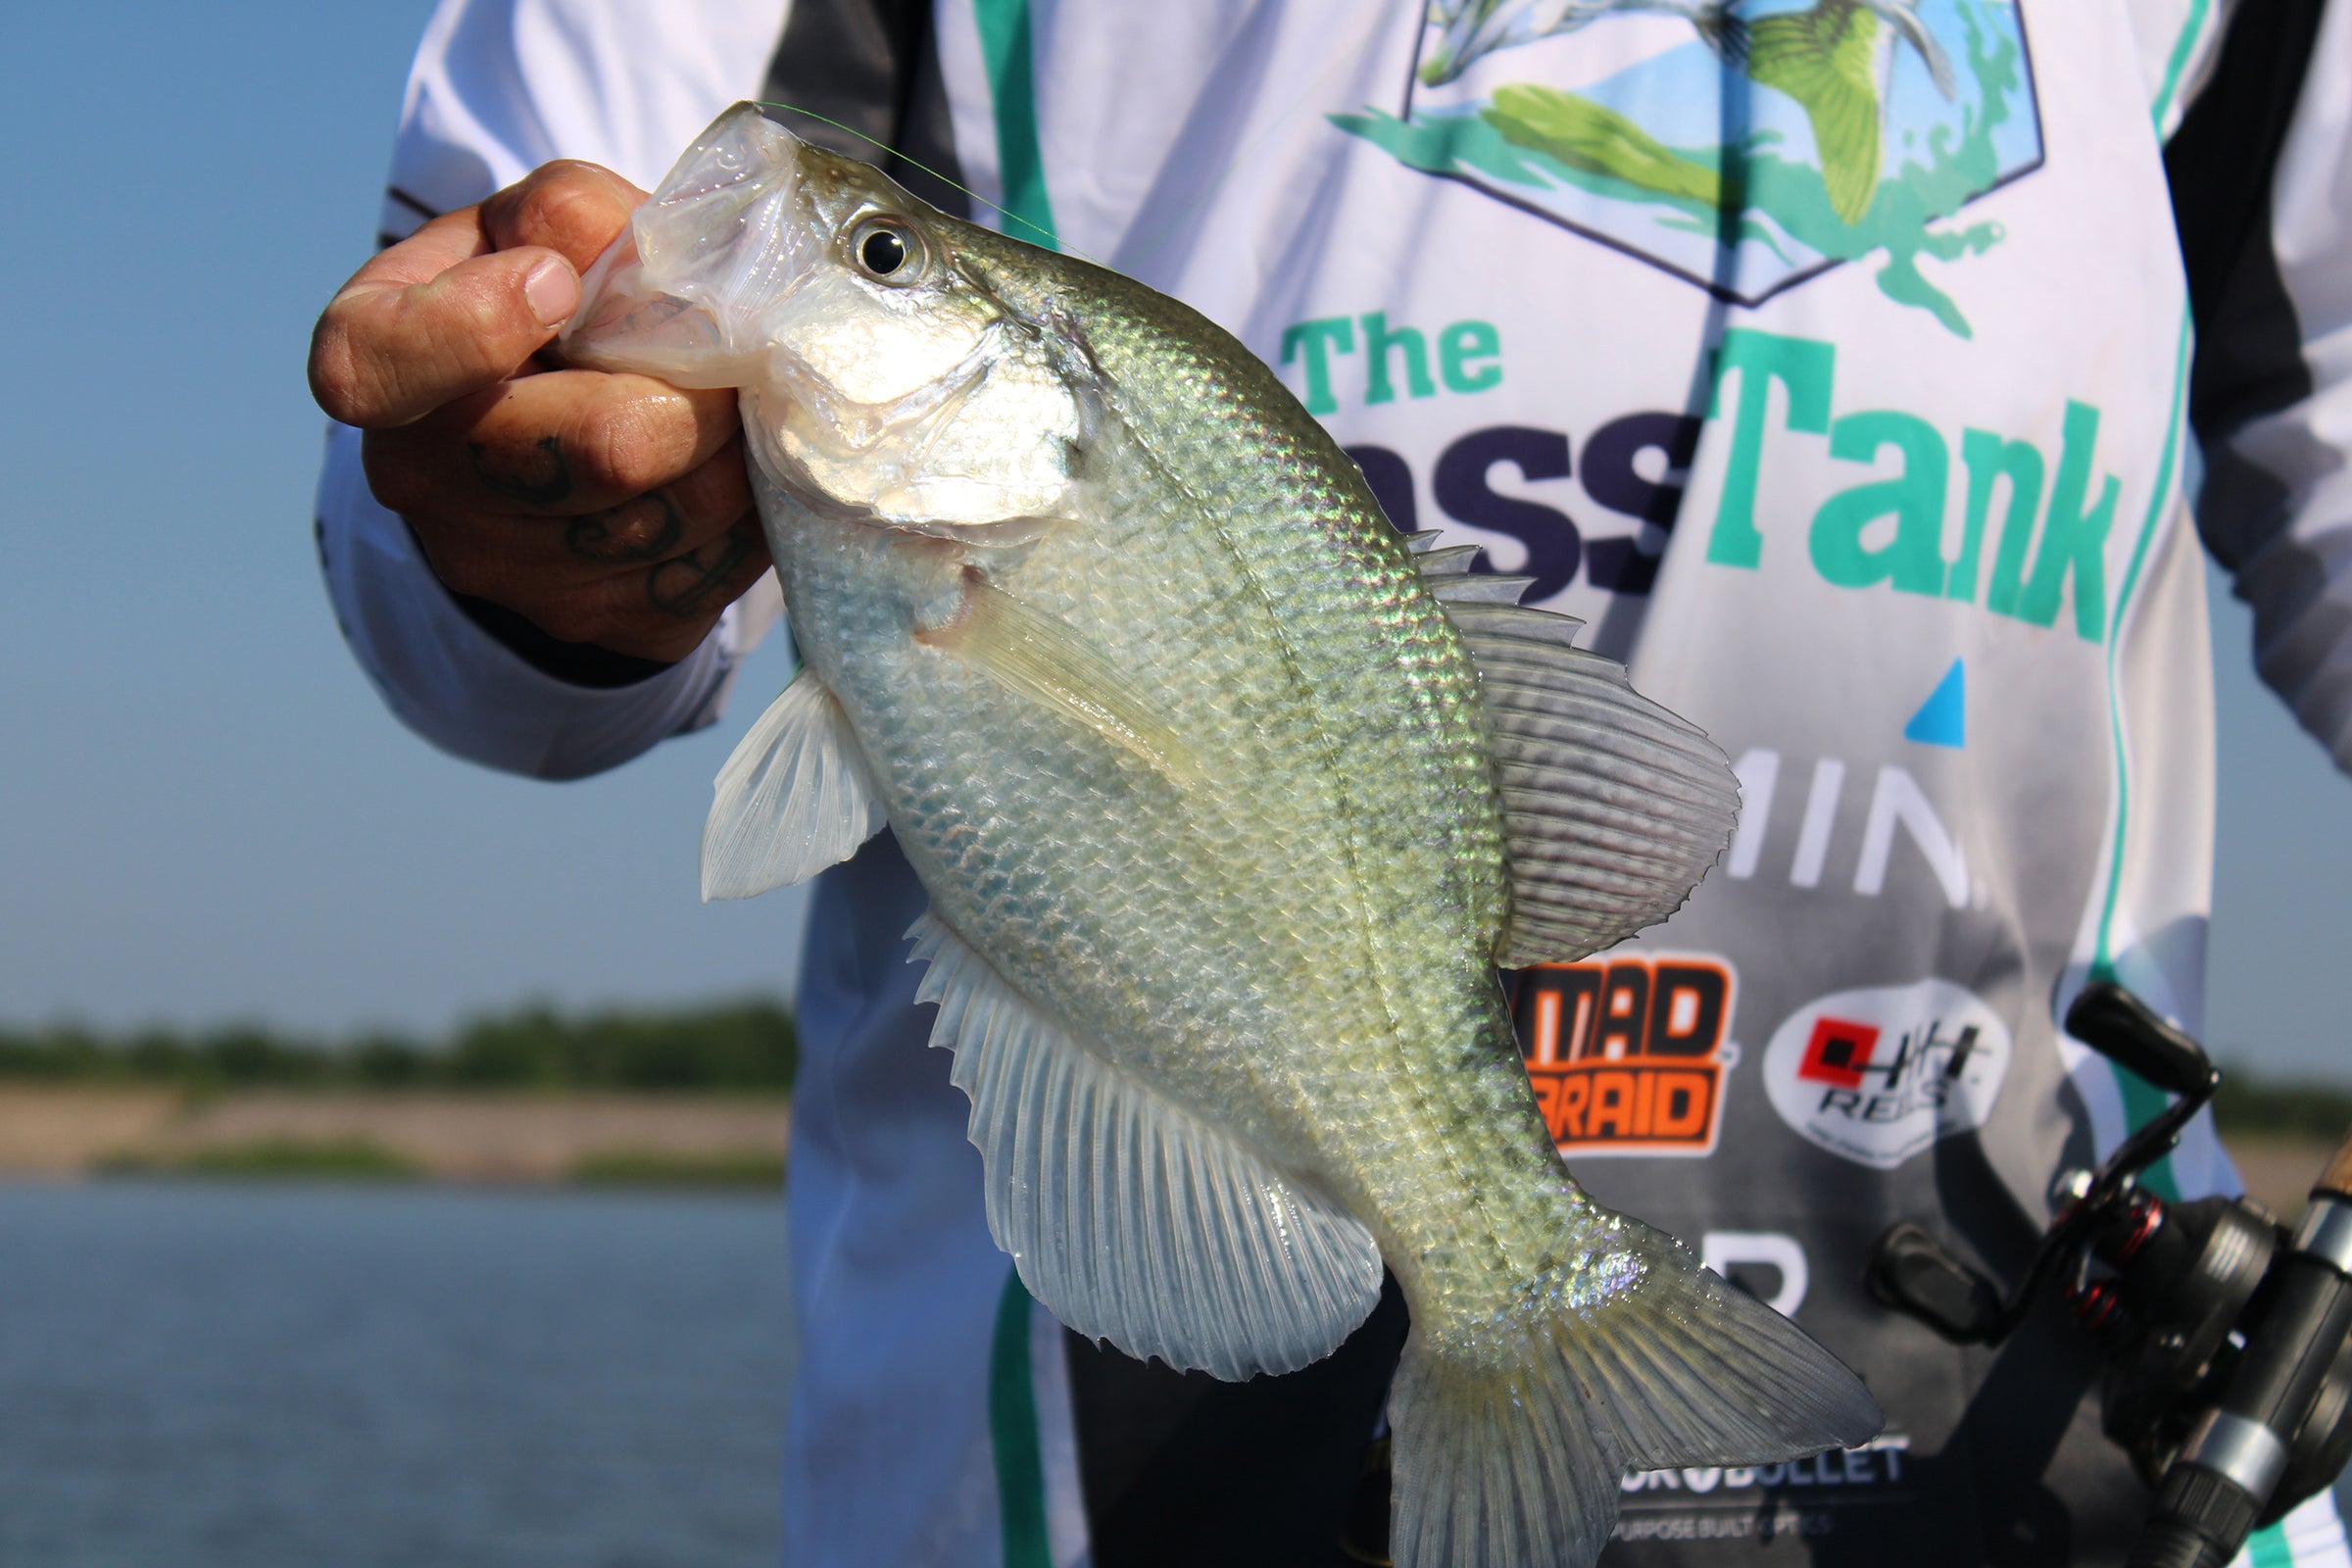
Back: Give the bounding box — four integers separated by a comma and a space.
1483, 84, 1724, 208
1746, 5, 1882, 224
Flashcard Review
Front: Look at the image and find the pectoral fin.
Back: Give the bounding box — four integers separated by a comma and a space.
701, 668, 888, 901
920, 569, 1195, 785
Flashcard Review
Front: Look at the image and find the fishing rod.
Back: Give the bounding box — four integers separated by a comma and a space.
1869, 981, 2352, 1568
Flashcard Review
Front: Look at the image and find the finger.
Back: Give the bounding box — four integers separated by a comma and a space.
362, 368, 740, 517
311, 239, 580, 428
482, 161, 649, 273
628, 518, 775, 659
400, 435, 753, 601
558, 436, 756, 566
491, 518, 771, 664
340, 206, 492, 292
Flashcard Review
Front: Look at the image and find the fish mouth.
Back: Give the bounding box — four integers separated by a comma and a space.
561, 103, 822, 386
561, 233, 729, 384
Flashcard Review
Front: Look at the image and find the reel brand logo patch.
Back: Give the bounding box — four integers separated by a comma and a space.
1762, 977, 2010, 1169
1513, 955, 1740, 1157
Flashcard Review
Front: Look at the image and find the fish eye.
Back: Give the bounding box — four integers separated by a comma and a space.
852, 219, 924, 283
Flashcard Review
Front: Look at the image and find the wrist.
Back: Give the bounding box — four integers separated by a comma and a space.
446, 589, 683, 688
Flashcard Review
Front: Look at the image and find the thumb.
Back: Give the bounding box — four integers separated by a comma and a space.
311, 241, 580, 428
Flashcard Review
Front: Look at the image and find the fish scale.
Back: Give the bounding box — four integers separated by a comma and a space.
565, 102, 1881, 1568
810, 415, 1523, 1327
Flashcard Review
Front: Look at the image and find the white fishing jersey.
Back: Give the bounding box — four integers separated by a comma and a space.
316, 1, 2352, 1563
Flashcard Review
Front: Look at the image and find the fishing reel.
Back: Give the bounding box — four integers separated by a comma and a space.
1867, 982, 2352, 1568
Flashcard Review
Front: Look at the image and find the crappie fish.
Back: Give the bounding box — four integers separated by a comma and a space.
564, 104, 1879, 1566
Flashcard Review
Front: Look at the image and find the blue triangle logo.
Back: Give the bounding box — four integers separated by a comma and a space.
1904, 659, 1966, 749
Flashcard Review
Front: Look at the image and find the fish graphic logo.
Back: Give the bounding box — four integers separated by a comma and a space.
1336, 0, 2043, 335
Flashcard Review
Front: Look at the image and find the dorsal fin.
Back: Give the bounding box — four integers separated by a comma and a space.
1426, 571, 1537, 605
1412, 537, 1739, 966
1441, 598, 1585, 648
1415, 544, 1484, 577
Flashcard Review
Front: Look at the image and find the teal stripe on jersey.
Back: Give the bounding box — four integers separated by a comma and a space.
989, 1268, 1052, 1568
2089, 308, 2194, 1200
2151, 0, 2215, 133
2248, 1520, 2294, 1568
2272, 1491, 2352, 1567
972, 0, 1059, 251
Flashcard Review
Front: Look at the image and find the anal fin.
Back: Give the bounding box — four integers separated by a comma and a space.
908, 911, 1383, 1380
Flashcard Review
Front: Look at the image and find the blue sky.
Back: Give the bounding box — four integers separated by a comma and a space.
0, 1, 809, 1042
0, 2, 2346, 1082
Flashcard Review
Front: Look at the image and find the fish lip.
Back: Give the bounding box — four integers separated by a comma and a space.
564, 102, 826, 376
559, 232, 688, 357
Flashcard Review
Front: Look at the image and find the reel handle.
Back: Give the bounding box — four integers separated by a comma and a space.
2065, 983, 2217, 1102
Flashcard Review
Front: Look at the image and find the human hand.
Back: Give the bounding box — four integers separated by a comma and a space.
309, 161, 769, 664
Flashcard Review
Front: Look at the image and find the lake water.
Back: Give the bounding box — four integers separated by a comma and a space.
10, 1180, 2349, 1567
0, 1180, 789, 1568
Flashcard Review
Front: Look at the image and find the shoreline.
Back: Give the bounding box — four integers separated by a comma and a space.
2, 1086, 2335, 1211
0, 1086, 788, 1187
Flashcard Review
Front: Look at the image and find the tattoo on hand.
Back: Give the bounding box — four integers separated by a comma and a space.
647, 523, 759, 618
566, 491, 685, 564
466, 435, 574, 506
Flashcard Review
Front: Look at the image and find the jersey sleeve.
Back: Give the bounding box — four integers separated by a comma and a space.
2169, 0, 2352, 774
316, 0, 788, 781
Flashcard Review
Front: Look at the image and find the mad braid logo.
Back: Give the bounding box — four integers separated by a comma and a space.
1512, 955, 1740, 1157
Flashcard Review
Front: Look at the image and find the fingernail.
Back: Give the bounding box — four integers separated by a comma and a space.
523, 258, 578, 327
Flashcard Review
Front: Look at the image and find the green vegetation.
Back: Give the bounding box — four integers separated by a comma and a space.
2213, 1070, 2352, 1144
0, 1002, 797, 1094
12, 1000, 2342, 1147
570, 1150, 787, 1189
104, 1139, 420, 1180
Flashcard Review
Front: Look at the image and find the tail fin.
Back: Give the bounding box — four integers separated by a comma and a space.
1387, 1217, 1880, 1568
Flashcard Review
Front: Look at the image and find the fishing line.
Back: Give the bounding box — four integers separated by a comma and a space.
761, 1, 1401, 281
751, 99, 1108, 266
